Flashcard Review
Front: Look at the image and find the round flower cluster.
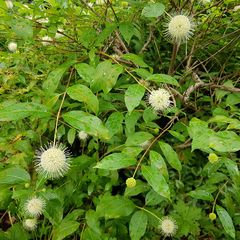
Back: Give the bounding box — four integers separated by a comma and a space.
126, 177, 136, 188
23, 218, 37, 231
78, 131, 88, 141
209, 212, 216, 221
8, 42, 17, 52
166, 14, 194, 44
208, 153, 218, 164
160, 216, 178, 237
35, 143, 71, 179
24, 197, 45, 217
148, 88, 172, 111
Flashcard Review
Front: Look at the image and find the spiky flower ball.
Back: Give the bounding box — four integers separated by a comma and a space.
23, 218, 37, 231
35, 143, 71, 179
5, 0, 13, 9
25, 197, 45, 217
208, 153, 218, 164
78, 131, 88, 141
126, 177, 136, 188
160, 217, 178, 237
41, 36, 53, 46
148, 88, 172, 111
166, 15, 194, 44
209, 212, 216, 221
8, 42, 17, 52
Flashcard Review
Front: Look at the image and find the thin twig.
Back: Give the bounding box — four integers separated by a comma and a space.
53, 68, 74, 145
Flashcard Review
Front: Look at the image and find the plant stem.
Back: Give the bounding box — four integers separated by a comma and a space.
53, 68, 74, 145
136, 206, 162, 222
168, 43, 179, 75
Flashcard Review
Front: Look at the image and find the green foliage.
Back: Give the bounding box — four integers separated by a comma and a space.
0, 0, 239, 239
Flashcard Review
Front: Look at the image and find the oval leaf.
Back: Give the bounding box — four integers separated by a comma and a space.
43, 61, 75, 94
0, 102, 50, 121
96, 194, 135, 219
63, 111, 110, 140
94, 153, 136, 170
0, 167, 30, 185
141, 165, 170, 200
67, 84, 99, 114
129, 211, 148, 240
142, 3, 165, 18
216, 205, 235, 239
146, 74, 180, 87
188, 190, 214, 201
159, 141, 182, 172
125, 84, 145, 113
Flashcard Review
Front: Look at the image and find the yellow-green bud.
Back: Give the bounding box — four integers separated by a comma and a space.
126, 177, 136, 188
24, 183, 30, 188
209, 212, 216, 221
208, 153, 218, 164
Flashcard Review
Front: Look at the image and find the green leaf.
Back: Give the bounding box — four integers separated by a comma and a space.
63, 111, 110, 140
67, 128, 76, 145
6, 223, 29, 240
122, 53, 149, 68
44, 198, 63, 226
188, 190, 214, 201
74, 63, 95, 84
226, 93, 240, 106
0, 102, 51, 121
146, 74, 180, 87
129, 211, 148, 240
125, 84, 145, 113
85, 210, 101, 235
91, 61, 123, 93
11, 19, 33, 39
105, 112, 124, 137
94, 153, 136, 170
125, 112, 141, 136
224, 158, 239, 179
159, 141, 182, 172
82, 228, 101, 240
126, 132, 153, 147
149, 151, 168, 180
67, 84, 99, 114
42, 61, 75, 94
189, 118, 240, 152
141, 3, 165, 18
0, 167, 30, 186
216, 205, 235, 239
119, 22, 135, 44
96, 194, 135, 219
52, 220, 79, 240
141, 165, 170, 200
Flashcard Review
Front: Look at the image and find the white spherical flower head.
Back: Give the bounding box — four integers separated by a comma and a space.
78, 131, 88, 141
148, 88, 172, 111
5, 0, 13, 9
160, 217, 178, 237
41, 36, 53, 46
35, 143, 71, 179
8, 42, 17, 52
166, 15, 194, 44
25, 197, 45, 217
23, 218, 37, 231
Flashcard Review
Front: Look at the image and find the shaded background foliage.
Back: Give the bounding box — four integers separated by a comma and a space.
0, 0, 240, 239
